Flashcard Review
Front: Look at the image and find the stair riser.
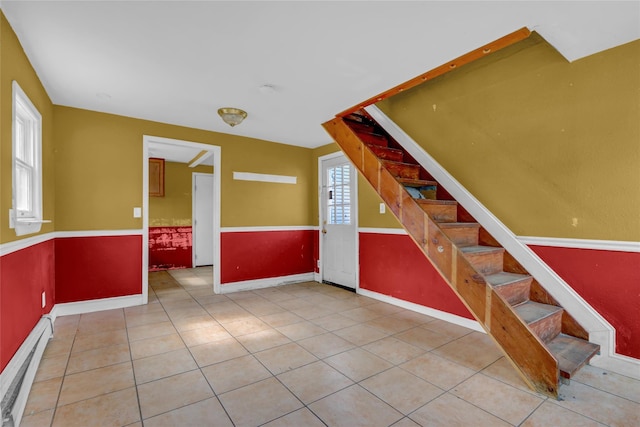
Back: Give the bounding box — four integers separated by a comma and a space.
359, 132, 389, 147
383, 161, 420, 179
368, 145, 404, 162
464, 251, 504, 275
418, 203, 457, 222
494, 280, 532, 306
529, 311, 563, 343
441, 226, 479, 247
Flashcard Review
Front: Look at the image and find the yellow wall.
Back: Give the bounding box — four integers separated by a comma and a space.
0, 12, 55, 244
53, 106, 314, 231
149, 161, 213, 227
378, 33, 640, 241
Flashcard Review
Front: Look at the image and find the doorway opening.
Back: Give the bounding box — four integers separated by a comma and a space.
143, 135, 222, 302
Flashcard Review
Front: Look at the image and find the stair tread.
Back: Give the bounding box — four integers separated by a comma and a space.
486, 271, 532, 287
416, 199, 458, 206
514, 301, 563, 324
382, 159, 419, 167
368, 145, 404, 162
460, 245, 505, 254
367, 144, 403, 152
398, 178, 438, 187
548, 334, 600, 378
439, 222, 481, 229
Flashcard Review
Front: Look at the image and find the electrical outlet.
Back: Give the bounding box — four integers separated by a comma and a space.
41, 291, 46, 308
379, 203, 386, 214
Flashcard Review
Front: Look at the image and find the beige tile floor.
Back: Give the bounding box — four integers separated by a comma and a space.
21, 267, 640, 426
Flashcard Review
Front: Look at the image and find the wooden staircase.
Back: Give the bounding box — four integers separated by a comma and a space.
322, 112, 599, 398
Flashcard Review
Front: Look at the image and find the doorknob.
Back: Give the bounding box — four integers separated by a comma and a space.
322, 229, 327, 234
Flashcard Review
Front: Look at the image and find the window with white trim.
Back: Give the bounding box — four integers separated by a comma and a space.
326, 164, 351, 225
11, 81, 44, 236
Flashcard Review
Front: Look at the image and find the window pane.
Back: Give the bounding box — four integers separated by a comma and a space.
326, 164, 352, 225
15, 116, 34, 165
16, 163, 33, 213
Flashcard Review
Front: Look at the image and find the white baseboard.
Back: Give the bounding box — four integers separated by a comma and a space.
50, 294, 144, 322
313, 272, 321, 283
589, 338, 640, 380
357, 288, 484, 333
220, 272, 315, 294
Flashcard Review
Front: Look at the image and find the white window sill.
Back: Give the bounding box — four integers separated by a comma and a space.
14, 219, 51, 224
10, 217, 51, 237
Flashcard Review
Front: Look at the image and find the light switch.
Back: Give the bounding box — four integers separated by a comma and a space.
133, 207, 142, 218
379, 203, 386, 214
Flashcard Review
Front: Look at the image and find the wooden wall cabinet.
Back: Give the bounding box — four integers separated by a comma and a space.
149, 158, 165, 197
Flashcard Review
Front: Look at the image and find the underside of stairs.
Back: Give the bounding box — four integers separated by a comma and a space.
322, 111, 600, 398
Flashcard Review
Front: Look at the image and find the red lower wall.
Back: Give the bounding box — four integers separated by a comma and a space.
359, 232, 472, 319
55, 235, 142, 303
221, 230, 314, 284
149, 226, 192, 270
0, 240, 55, 371
530, 245, 640, 359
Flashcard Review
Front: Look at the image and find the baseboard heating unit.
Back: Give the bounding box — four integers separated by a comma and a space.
1, 316, 53, 427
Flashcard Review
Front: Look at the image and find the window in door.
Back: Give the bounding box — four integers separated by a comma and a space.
327, 164, 351, 225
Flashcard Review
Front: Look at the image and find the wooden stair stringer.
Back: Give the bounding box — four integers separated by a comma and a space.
322, 117, 561, 397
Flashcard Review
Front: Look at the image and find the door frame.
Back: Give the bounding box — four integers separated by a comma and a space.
143, 135, 222, 301
318, 151, 359, 289
192, 172, 214, 268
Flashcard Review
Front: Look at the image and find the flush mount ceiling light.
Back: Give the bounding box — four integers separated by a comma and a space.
217, 107, 247, 127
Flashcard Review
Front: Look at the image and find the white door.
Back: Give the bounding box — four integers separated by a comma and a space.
193, 173, 214, 266
321, 154, 357, 289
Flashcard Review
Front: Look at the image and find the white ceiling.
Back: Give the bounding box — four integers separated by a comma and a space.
2, 1, 638, 150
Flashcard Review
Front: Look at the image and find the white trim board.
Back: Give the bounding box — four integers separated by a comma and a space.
233, 172, 297, 184
519, 236, 640, 253
0, 232, 54, 256
357, 229, 640, 253
357, 288, 484, 333
221, 226, 315, 233
57, 229, 143, 238
50, 294, 144, 321
220, 272, 315, 294
0, 229, 143, 256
